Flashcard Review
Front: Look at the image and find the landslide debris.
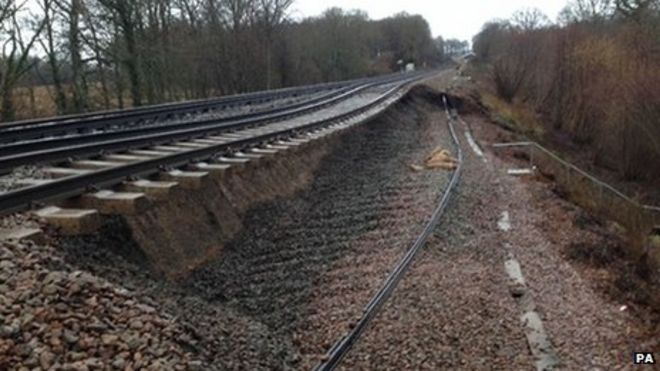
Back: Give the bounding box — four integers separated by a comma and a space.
0, 239, 204, 370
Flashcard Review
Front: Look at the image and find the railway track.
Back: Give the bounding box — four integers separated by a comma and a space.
0, 89, 340, 157
0, 88, 347, 171
314, 94, 463, 371
0, 79, 364, 143
0, 73, 415, 174
0, 71, 431, 216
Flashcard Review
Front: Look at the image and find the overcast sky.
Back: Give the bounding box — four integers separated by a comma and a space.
291, 0, 568, 41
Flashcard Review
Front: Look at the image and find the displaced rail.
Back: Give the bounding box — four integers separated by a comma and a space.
0, 72, 429, 216
314, 94, 463, 370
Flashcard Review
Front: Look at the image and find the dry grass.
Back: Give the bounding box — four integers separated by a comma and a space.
480, 92, 545, 139
8, 83, 135, 121
532, 148, 658, 271
11, 85, 58, 120
466, 53, 658, 271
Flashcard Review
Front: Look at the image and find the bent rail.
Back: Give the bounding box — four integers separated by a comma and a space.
314, 93, 463, 371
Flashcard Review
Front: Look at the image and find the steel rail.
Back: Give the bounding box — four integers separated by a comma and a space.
314, 93, 463, 371
0, 76, 374, 131
0, 77, 409, 173
0, 73, 409, 142
0, 75, 422, 216
0, 81, 356, 144
0, 85, 353, 157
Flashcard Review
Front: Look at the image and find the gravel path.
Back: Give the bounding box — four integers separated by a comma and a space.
467, 113, 659, 368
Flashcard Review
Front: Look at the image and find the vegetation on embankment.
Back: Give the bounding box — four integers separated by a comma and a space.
470, 0, 660, 184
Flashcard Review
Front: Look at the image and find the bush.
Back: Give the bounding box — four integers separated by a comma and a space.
473, 11, 660, 181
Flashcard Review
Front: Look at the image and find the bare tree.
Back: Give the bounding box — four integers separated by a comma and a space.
80, 3, 112, 109
511, 8, 551, 30
97, 0, 142, 106
559, 0, 614, 23
472, 20, 510, 61
255, 0, 292, 88
52, 0, 89, 111
37, 0, 67, 114
2, 1, 446, 121
0, 1, 45, 121
0, 1, 13, 24
615, 0, 659, 21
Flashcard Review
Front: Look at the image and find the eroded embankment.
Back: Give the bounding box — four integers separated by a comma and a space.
55, 85, 455, 369
114, 129, 338, 279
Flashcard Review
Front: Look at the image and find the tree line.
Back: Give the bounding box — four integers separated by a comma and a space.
473, 0, 660, 181
0, 0, 453, 122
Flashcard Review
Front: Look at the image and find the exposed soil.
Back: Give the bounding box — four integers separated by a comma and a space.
4, 71, 655, 371
34, 86, 455, 370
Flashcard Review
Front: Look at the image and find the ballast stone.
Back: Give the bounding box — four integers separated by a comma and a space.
0, 228, 45, 244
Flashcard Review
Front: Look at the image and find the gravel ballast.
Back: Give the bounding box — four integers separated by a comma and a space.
340, 108, 532, 370
3, 85, 455, 370
340, 93, 658, 369
3, 74, 655, 370
0, 239, 200, 370
184, 89, 454, 369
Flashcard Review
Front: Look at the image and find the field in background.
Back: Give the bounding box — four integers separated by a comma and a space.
10, 84, 136, 121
